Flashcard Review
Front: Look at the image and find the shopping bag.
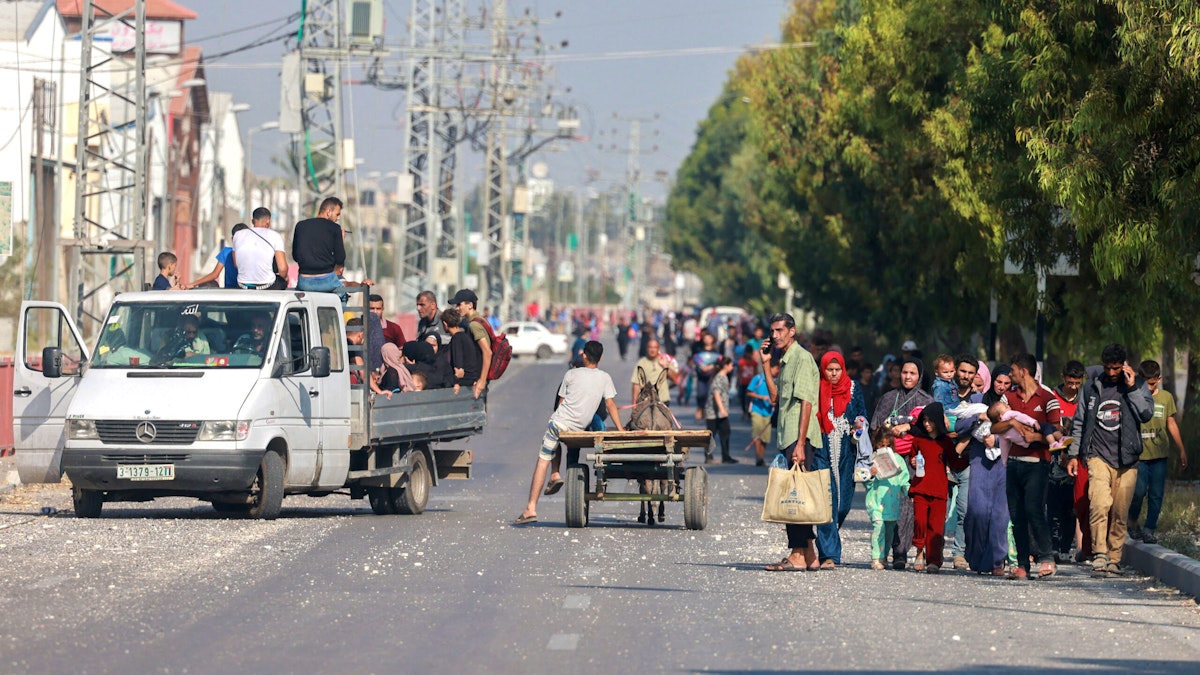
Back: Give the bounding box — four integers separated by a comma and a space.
760, 455, 833, 525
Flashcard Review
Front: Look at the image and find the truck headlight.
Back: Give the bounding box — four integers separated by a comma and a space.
197, 420, 250, 441
67, 419, 98, 440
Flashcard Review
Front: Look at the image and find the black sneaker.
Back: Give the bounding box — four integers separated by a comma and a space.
755, 459, 765, 467
721, 457, 739, 464
1142, 531, 1158, 545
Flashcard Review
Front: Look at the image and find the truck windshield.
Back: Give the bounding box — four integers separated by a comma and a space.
92, 301, 278, 369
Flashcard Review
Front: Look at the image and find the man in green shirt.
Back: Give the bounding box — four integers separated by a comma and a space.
1129, 360, 1188, 544
761, 312, 825, 572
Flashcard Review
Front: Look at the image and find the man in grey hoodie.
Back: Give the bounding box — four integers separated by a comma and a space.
1067, 343, 1154, 577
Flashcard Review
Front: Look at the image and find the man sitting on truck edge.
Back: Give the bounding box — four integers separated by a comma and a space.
452, 288, 491, 399
293, 197, 348, 301
515, 340, 624, 525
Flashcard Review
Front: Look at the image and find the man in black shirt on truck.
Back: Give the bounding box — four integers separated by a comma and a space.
293, 196, 348, 301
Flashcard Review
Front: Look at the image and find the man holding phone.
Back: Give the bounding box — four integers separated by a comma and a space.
1067, 344, 1154, 577
761, 312, 825, 572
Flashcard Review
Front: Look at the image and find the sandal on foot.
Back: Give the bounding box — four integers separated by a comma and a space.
513, 514, 538, 525
1104, 562, 1123, 577
1038, 561, 1057, 578
819, 560, 836, 571
1005, 566, 1028, 580
764, 558, 805, 572
990, 568, 1007, 576
543, 478, 564, 496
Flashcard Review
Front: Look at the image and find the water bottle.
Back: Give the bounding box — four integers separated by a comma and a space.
915, 452, 926, 478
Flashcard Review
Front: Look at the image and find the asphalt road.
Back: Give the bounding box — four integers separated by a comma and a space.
2, 339, 1199, 674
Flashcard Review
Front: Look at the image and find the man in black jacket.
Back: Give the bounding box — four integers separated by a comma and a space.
1067, 343, 1154, 576
293, 197, 348, 300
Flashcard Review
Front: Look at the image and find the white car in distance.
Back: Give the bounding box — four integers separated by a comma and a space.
499, 322, 569, 359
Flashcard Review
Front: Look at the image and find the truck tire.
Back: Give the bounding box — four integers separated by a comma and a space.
73, 487, 103, 518
683, 466, 708, 531
248, 451, 285, 520
565, 464, 589, 528
367, 487, 395, 515
536, 345, 552, 360
392, 450, 431, 515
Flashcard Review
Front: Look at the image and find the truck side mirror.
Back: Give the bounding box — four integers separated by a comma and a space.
310, 346, 331, 378
42, 347, 62, 379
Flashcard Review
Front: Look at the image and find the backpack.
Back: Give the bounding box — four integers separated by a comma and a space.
471, 317, 512, 380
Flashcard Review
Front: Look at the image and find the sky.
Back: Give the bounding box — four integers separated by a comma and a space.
189, 0, 791, 201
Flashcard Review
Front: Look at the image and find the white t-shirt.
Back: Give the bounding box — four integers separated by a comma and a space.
233, 227, 285, 285
550, 367, 617, 432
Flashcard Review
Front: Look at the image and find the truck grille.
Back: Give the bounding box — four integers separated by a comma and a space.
95, 421, 201, 445
101, 454, 190, 463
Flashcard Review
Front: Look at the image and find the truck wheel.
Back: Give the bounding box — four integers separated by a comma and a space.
392, 451, 431, 515
367, 487, 395, 515
248, 451, 284, 520
565, 464, 589, 528
73, 487, 103, 518
536, 345, 552, 360
683, 466, 708, 531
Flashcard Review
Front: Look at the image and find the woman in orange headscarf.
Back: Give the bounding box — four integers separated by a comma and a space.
813, 350, 868, 569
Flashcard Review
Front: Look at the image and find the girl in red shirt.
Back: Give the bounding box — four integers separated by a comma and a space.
909, 402, 956, 573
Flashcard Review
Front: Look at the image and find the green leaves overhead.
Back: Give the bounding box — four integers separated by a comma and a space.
664, 0, 1200, 354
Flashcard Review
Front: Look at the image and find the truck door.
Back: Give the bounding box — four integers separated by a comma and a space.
13, 302, 90, 483
315, 306, 351, 488
273, 305, 321, 488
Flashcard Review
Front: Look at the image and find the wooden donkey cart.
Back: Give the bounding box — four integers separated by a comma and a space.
556, 365, 711, 529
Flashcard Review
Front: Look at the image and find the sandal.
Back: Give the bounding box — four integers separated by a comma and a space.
1005, 566, 1028, 580
513, 514, 538, 525
764, 558, 805, 572
1038, 561, 1057, 578
819, 560, 836, 571
543, 478, 564, 496
990, 568, 1007, 576
1104, 562, 1123, 577
913, 551, 926, 573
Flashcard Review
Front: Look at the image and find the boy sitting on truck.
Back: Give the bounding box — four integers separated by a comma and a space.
441, 307, 481, 395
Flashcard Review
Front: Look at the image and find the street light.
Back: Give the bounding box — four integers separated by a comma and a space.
245, 121, 280, 214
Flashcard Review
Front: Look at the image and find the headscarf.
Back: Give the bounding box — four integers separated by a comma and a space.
982, 364, 1010, 406
975, 361, 992, 397
901, 357, 925, 393
382, 343, 415, 391
914, 402, 947, 439
818, 351, 853, 434
402, 340, 436, 365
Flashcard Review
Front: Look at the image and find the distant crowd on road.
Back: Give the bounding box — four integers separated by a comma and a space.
586, 306, 1188, 581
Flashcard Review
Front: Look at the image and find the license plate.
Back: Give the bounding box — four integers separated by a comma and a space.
117, 464, 175, 481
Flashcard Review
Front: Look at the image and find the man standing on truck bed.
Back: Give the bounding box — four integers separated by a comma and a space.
293, 197, 347, 300
452, 288, 491, 399
516, 340, 624, 525
416, 290, 449, 350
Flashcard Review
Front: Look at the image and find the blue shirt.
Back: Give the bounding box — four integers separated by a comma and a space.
151, 274, 171, 290
748, 374, 773, 418
215, 247, 238, 288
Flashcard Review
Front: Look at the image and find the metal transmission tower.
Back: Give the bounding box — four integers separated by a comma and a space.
396, 0, 467, 302
69, 0, 149, 337
481, 0, 510, 317
297, 0, 347, 218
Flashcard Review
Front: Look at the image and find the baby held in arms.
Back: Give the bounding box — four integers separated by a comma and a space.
987, 399, 1070, 455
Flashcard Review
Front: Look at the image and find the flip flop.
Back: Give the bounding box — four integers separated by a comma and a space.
513, 514, 538, 525
543, 478, 564, 496
1038, 561, 1057, 578
764, 558, 805, 572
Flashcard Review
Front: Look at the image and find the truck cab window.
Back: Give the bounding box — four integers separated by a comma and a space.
317, 307, 345, 372
23, 306, 85, 375
279, 309, 310, 375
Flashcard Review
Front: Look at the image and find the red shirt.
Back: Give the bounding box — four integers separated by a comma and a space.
1003, 384, 1061, 462
382, 319, 406, 348
909, 436, 955, 498
1054, 387, 1079, 435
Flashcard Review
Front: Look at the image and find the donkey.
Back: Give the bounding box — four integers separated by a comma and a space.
627, 365, 678, 526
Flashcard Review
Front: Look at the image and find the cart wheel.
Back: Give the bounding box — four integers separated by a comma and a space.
565, 464, 589, 528
683, 466, 708, 530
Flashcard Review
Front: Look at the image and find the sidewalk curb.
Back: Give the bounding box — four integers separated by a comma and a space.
1123, 539, 1200, 600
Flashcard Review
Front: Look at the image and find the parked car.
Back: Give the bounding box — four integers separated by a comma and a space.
499, 321, 568, 359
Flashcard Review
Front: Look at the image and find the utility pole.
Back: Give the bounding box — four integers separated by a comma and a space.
483, 0, 510, 318
297, 0, 347, 219
68, 0, 150, 339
